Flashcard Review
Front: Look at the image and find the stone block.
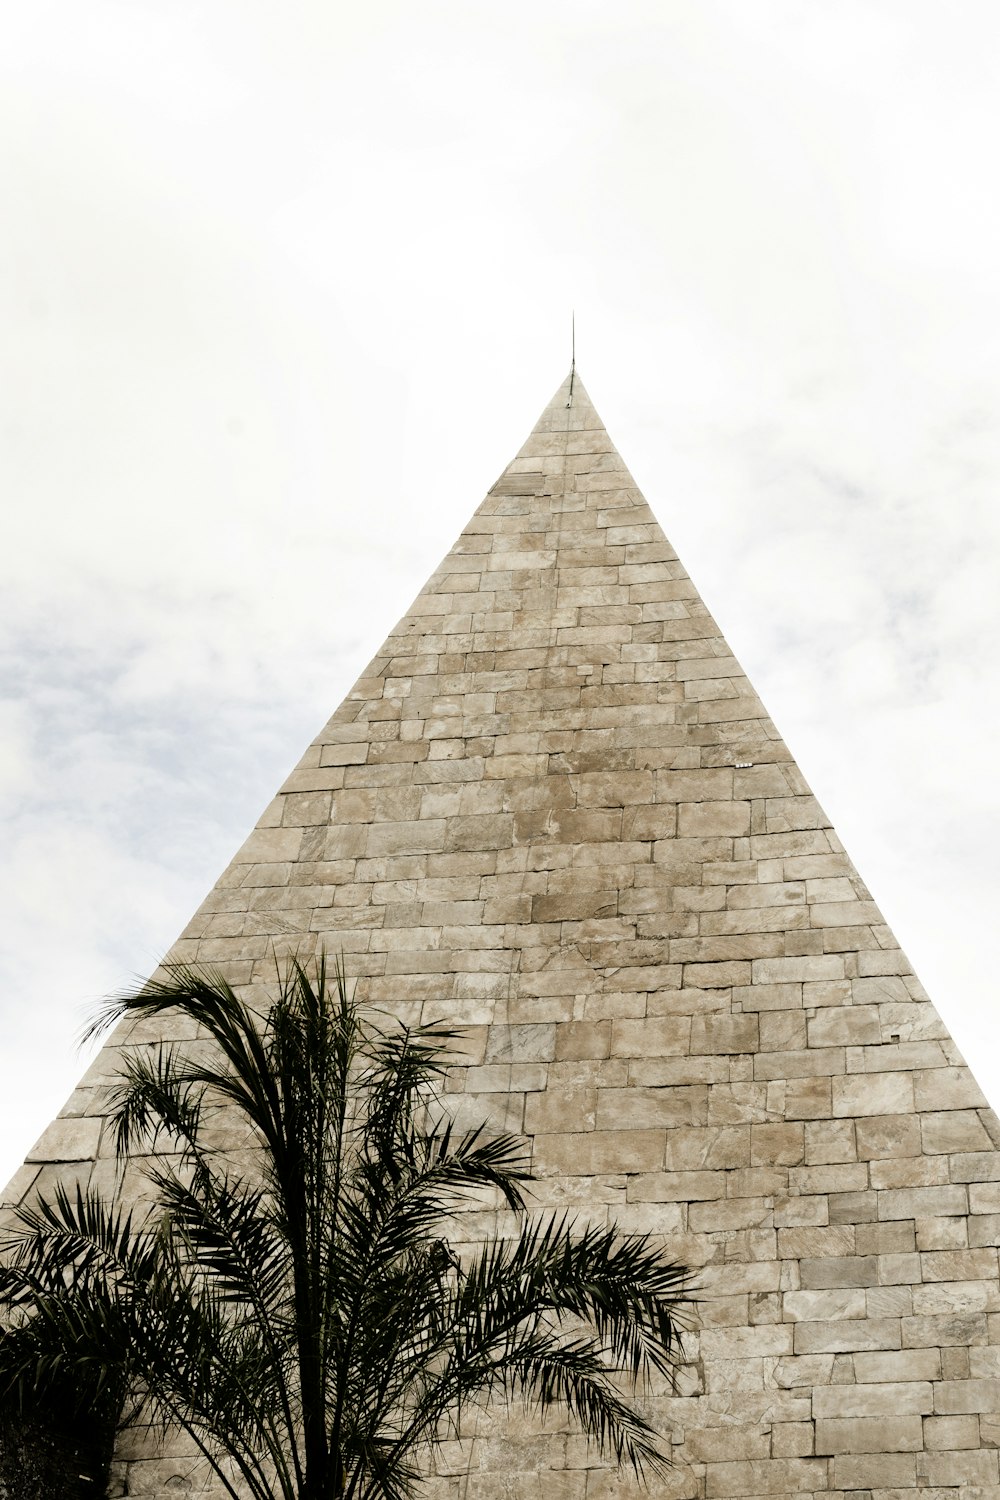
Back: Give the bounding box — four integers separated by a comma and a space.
706, 1081, 770, 1124
855, 1113, 921, 1161
922, 1109, 994, 1154
827, 1188, 875, 1224
867, 1284, 914, 1317
682, 960, 751, 989
813, 1381, 932, 1417
923, 1413, 981, 1448
533, 1131, 663, 1177
912, 1278, 1000, 1317
703, 1458, 827, 1497
949, 1149, 1000, 1183
971, 1183, 1000, 1214
914, 1066, 989, 1112
770, 1421, 815, 1457
758, 1011, 808, 1051
856, 1221, 916, 1255
773, 1195, 828, 1230
751, 1123, 805, 1166
661, 1125, 750, 1170
779, 1224, 857, 1260
792, 1318, 901, 1354
815, 1414, 922, 1452
699, 1324, 794, 1360
877, 1251, 922, 1285
832, 1072, 914, 1117
610, 1017, 691, 1057
853, 1348, 940, 1382
800, 1255, 878, 1289
755, 1047, 847, 1081
689, 1014, 759, 1054
804, 1119, 857, 1165
783, 1076, 833, 1119
969, 1214, 1000, 1248
26, 1116, 103, 1162
935, 1374, 995, 1410
677, 800, 750, 836
553, 1022, 611, 1060
596, 1088, 713, 1132
917, 1215, 971, 1250
921, 1248, 999, 1282
586, 1466, 699, 1500
366, 819, 447, 856
869, 1153, 949, 1189
626, 1169, 726, 1202
523, 1087, 596, 1135
783, 1288, 867, 1321
753, 954, 846, 983
878, 1184, 968, 1220
921, 1447, 1000, 1487
971, 1348, 1000, 1378
795, 1164, 868, 1195
808, 1006, 881, 1047
684, 1424, 770, 1463
486, 1024, 556, 1063
902, 1312, 989, 1348
829, 1452, 916, 1489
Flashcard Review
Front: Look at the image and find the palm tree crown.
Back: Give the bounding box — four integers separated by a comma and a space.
0, 957, 691, 1499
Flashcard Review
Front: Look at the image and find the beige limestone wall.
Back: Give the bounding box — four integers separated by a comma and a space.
9, 373, 1000, 1499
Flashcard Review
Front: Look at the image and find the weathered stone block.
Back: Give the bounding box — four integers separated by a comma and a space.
703, 1457, 827, 1497
935, 1378, 1000, 1417
523, 1087, 595, 1135
689, 1014, 759, 1054
914, 1066, 989, 1112
814, 1381, 932, 1417
800, 1255, 878, 1290
808, 1006, 881, 1047
923, 1109, 995, 1155
793, 1318, 902, 1354
921, 1249, 1000, 1282
829, 1451, 916, 1489
533, 1131, 663, 1177
854, 1348, 940, 1382
815, 1414, 923, 1452
804, 1119, 857, 1165
751, 1122, 805, 1166
677, 800, 750, 837
609, 1017, 691, 1057
26, 1117, 103, 1162
878, 1184, 968, 1220
833, 1072, 914, 1117
924, 1413, 981, 1448
783, 1288, 867, 1321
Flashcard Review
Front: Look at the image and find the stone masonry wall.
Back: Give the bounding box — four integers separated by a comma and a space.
8, 373, 1000, 1499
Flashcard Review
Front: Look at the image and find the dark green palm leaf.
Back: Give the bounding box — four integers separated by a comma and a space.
4, 955, 691, 1500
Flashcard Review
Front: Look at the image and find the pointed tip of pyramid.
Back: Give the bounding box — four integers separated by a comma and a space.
516, 369, 605, 451
543, 367, 595, 414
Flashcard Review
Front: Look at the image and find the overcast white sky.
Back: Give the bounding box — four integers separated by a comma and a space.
2, 0, 999, 1190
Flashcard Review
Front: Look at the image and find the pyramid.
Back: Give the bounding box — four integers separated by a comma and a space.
8, 372, 1000, 1498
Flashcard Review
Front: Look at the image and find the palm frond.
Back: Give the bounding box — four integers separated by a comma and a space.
6, 954, 692, 1500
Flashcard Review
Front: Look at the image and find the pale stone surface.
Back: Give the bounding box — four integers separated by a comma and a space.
5, 371, 1000, 1497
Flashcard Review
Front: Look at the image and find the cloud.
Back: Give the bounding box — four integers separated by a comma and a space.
1, 0, 999, 1188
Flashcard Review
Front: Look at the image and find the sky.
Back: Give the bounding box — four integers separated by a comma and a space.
1, 0, 999, 1191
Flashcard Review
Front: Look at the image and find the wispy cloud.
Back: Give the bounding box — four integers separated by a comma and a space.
2, 0, 999, 1186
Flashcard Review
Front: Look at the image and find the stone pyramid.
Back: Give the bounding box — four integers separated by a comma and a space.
9, 372, 1000, 1498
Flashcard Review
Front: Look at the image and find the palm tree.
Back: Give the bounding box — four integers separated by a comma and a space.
0, 957, 690, 1500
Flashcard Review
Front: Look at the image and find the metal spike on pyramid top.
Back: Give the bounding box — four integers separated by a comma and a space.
11, 373, 1000, 1497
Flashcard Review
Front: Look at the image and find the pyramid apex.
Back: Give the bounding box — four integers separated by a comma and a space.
517, 367, 607, 449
